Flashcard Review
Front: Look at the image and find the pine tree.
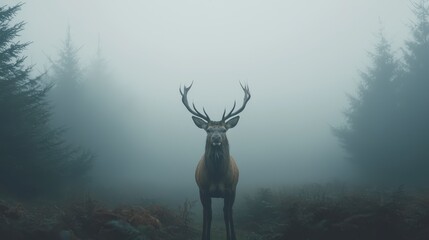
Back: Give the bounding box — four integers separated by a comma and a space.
334, 31, 399, 185
87, 38, 109, 86
81, 40, 131, 182
0, 4, 92, 198
48, 27, 84, 142
396, 0, 429, 185
79, 39, 115, 151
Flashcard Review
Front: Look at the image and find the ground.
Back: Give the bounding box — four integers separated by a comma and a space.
1, 184, 429, 240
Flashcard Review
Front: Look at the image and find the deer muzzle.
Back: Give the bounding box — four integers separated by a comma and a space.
211, 134, 222, 146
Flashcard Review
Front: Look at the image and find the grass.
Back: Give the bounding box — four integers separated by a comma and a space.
1, 183, 429, 240
237, 184, 429, 240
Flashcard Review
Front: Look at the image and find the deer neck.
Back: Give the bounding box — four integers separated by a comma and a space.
204, 138, 230, 179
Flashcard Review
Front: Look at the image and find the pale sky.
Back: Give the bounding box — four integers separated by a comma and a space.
3, 0, 413, 195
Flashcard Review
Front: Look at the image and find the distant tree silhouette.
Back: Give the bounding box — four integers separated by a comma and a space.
79, 39, 140, 184
79, 40, 121, 170
0, 4, 92, 198
48, 27, 85, 143
395, 0, 429, 185
336, 0, 429, 187
334, 31, 400, 185
48, 30, 142, 187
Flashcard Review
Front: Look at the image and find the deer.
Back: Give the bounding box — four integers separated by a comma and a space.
180, 83, 251, 240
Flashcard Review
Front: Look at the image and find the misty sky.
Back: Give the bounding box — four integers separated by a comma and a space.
3, 0, 414, 196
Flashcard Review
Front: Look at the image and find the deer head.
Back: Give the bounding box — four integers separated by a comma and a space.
180, 83, 251, 148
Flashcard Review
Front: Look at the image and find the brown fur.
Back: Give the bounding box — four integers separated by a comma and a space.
195, 155, 239, 198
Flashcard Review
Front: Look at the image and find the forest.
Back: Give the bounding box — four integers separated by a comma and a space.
1, 1, 429, 240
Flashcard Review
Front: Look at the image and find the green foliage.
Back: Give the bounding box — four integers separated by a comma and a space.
0, 3, 92, 198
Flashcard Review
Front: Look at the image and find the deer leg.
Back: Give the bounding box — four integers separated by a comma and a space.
200, 190, 212, 240
229, 191, 237, 240
224, 192, 232, 240
223, 198, 231, 240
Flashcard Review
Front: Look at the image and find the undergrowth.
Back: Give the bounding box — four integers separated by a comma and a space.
1, 184, 428, 240
238, 184, 429, 240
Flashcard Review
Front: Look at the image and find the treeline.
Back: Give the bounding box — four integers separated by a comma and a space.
334, 0, 429, 187
0, 4, 92, 198
0, 3, 125, 199
2, 0, 429, 200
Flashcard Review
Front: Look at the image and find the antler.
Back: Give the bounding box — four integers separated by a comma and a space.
221, 83, 251, 122
180, 83, 211, 122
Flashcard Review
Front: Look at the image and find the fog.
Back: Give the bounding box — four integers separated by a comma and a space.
4, 0, 413, 199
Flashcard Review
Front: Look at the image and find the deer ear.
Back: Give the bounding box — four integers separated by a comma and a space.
192, 116, 208, 129
225, 116, 240, 129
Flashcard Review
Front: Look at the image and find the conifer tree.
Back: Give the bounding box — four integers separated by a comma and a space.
334, 32, 399, 184
396, 0, 429, 185
0, 4, 91, 198
336, 0, 429, 186
48, 27, 84, 142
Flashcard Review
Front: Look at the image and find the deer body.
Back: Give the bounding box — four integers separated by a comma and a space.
180, 83, 250, 240
195, 145, 239, 198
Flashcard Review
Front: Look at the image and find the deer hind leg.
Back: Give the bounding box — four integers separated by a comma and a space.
200, 190, 212, 240
224, 190, 236, 240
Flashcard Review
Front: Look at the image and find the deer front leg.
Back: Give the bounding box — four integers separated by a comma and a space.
224, 190, 236, 240
200, 190, 212, 240
230, 191, 237, 240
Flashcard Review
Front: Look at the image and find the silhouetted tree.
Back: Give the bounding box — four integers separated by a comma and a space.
80, 40, 139, 184
48, 27, 85, 143
395, 0, 429, 185
86, 39, 109, 86
334, 31, 400, 185
336, 0, 429, 187
0, 4, 92, 198
49, 32, 138, 187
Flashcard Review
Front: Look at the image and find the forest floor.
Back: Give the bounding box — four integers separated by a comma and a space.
1, 183, 429, 240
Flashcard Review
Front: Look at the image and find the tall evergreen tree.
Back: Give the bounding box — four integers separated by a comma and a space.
0, 4, 91, 198
336, 0, 429, 186
48, 27, 84, 143
78, 40, 116, 153
81, 40, 135, 183
87, 38, 109, 86
396, 0, 429, 185
334, 31, 399, 185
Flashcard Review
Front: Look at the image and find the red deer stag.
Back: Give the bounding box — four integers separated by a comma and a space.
180, 83, 251, 240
